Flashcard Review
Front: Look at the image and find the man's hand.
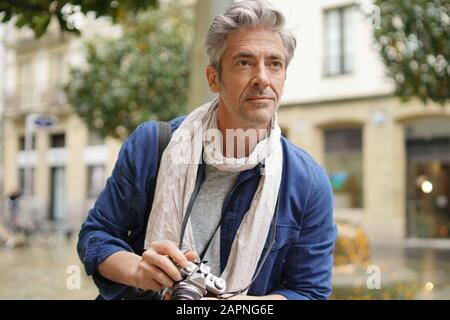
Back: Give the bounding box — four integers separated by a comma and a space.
98, 241, 198, 295
131, 241, 198, 292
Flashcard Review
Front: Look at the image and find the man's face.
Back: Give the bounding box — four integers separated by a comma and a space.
207, 28, 287, 128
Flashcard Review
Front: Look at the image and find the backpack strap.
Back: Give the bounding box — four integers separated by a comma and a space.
156, 121, 172, 172
147, 121, 172, 211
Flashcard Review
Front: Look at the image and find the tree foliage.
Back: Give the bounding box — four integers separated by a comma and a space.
373, 0, 449, 105
65, 4, 192, 139
0, 0, 157, 37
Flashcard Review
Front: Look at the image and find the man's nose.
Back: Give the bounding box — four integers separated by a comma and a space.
251, 64, 270, 88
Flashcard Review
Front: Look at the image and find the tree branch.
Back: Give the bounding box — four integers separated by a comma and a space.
0, 0, 49, 13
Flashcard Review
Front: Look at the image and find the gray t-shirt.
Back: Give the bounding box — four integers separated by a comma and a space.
190, 164, 240, 276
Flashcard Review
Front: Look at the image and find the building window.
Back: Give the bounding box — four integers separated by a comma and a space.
18, 57, 34, 108
323, 6, 354, 76
19, 135, 36, 150
87, 165, 105, 198
324, 127, 363, 208
88, 130, 104, 146
19, 167, 35, 195
50, 133, 65, 148
49, 51, 66, 88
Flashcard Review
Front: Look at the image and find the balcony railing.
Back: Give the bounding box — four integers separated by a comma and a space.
5, 94, 20, 111
5, 84, 35, 113
5, 85, 68, 114
41, 88, 67, 107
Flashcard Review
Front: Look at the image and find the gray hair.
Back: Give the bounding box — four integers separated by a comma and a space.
204, 0, 297, 73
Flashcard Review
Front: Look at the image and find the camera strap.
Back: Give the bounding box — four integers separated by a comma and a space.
178, 158, 206, 251
178, 155, 281, 297
177, 157, 232, 262
199, 215, 223, 261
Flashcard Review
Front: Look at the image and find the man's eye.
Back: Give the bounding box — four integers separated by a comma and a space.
271, 61, 283, 68
238, 60, 250, 66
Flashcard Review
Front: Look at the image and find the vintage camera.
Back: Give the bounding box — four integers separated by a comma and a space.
170, 260, 227, 300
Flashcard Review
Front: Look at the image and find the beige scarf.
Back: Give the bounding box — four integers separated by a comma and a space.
144, 98, 283, 293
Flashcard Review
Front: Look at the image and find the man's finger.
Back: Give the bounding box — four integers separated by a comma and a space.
184, 250, 199, 262
142, 249, 183, 281
148, 265, 175, 288
151, 241, 189, 267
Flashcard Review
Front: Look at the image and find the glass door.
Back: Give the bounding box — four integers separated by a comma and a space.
49, 167, 65, 221
406, 140, 450, 238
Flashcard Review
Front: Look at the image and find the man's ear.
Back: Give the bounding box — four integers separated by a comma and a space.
206, 65, 220, 93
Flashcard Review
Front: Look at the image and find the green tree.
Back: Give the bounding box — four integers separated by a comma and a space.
0, 0, 157, 37
65, 4, 192, 140
373, 0, 449, 105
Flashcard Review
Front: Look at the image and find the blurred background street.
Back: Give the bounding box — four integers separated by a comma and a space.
1, 237, 450, 299
0, 235, 97, 299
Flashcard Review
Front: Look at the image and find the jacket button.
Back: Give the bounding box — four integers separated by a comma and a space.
127, 230, 132, 237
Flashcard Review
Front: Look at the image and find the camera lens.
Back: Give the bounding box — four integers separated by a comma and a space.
172, 287, 203, 300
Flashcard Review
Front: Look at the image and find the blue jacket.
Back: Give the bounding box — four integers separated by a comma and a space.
77, 115, 337, 300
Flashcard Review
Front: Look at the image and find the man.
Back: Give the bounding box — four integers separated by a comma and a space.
78, 0, 337, 300
7, 190, 22, 231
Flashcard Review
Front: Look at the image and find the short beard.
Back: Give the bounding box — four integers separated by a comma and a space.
238, 105, 270, 125
219, 78, 277, 127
